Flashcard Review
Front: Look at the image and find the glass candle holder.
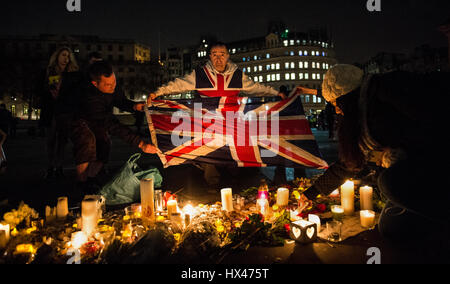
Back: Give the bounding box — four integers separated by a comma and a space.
331, 205, 344, 221
326, 220, 343, 243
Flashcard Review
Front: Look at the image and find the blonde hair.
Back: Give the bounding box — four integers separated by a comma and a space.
47, 46, 79, 76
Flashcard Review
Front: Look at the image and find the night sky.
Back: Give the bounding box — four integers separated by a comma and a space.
1, 0, 449, 64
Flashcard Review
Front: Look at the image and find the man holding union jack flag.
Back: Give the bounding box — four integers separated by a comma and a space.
146, 42, 327, 185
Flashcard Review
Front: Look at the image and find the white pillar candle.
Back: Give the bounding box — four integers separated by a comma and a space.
360, 210, 376, 229
140, 179, 155, 220
56, 197, 69, 219
167, 200, 178, 219
82, 199, 98, 237
276, 188, 290, 207
0, 223, 10, 249
221, 188, 234, 212
360, 186, 374, 211
341, 180, 355, 215
257, 198, 269, 217
308, 214, 321, 232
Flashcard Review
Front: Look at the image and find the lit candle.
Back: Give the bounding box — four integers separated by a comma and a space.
140, 179, 155, 220
82, 198, 98, 237
360, 210, 376, 229
276, 188, 290, 207
308, 214, 321, 232
167, 200, 178, 219
56, 197, 69, 219
221, 188, 234, 212
257, 198, 269, 217
331, 205, 344, 221
0, 223, 10, 249
71, 231, 88, 250
360, 186, 374, 211
341, 180, 355, 215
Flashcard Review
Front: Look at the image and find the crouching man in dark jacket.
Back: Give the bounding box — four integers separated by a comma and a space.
72, 61, 158, 191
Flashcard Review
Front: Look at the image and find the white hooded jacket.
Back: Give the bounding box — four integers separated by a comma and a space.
154, 61, 279, 98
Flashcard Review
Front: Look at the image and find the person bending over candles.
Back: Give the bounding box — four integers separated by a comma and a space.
299, 64, 449, 245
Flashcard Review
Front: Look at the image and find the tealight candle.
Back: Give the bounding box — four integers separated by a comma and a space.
221, 188, 234, 212
167, 200, 178, 219
341, 180, 355, 215
56, 197, 69, 219
360, 186, 374, 211
360, 210, 376, 229
331, 205, 344, 221
276, 188, 290, 207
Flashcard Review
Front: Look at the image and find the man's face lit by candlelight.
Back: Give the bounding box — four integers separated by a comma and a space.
209, 45, 230, 73
92, 73, 117, 94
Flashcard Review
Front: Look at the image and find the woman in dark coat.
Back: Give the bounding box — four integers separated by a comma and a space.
40, 47, 79, 179
300, 64, 449, 244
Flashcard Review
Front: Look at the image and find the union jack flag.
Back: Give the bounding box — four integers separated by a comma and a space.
147, 94, 328, 170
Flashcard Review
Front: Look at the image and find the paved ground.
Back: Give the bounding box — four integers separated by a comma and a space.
0, 119, 448, 264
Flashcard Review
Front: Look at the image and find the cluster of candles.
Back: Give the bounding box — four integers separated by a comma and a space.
331, 180, 376, 229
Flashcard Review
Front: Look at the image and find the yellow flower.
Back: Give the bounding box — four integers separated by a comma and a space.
216, 225, 225, 233
215, 219, 222, 227
173, 233, 181, 242
156, 215, 165, 222
293, 191, 301, 200
123, 215, 130, 221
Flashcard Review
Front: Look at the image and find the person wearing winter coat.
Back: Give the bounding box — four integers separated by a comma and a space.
148, 42, 286, 186
300, 64, 449, 243
71, 60, 158, 192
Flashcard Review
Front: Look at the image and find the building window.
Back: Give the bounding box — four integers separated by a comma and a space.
313, 96, 317, 103
312, 62, 316, 69
299, 62, 303, 69
285, 62, 290, 69
271, 74, 276, 81
304, 62, 309, 69
247, 67, 251, 73
305, 95, 310, 103
316, 51, 320, 56
290, 51, 295, 56
276, 63, 280, 70
266, 65, 271, 70
290, 62, 295, 69
318, 97, 322, 103
312, 73, 316, 80
285, 73, 290, 80
254, 76, 259, 82
299, 73, 304, 80
243, 57, 246, 62
254, 55, 258, 60
283, 40, 288, 47
243, 68, 247, 73
267, 74, 271, 82
305, 73, 309, 80
304, 51, 308, 56
254, 66, 258, 72
258, 65, 262, 72
291, 73, 296, 80
259, 75, 263, 82
290, 40, 294, 46
276, 74, 281, 81
317, 73, 321, 80
266, 53, 270, 59
271, 63, 275, 70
